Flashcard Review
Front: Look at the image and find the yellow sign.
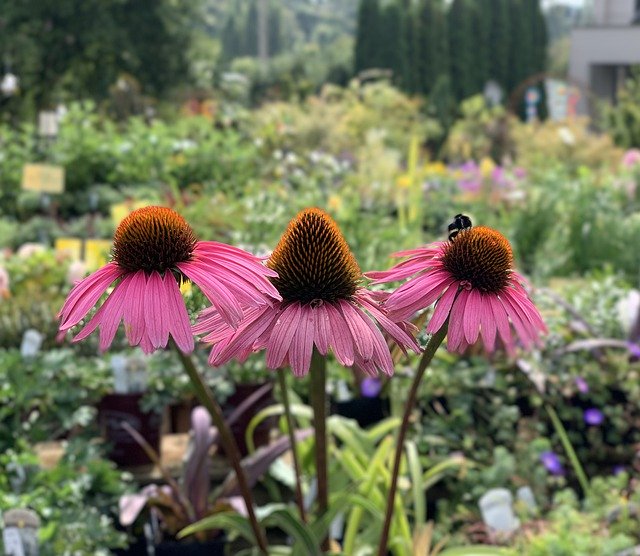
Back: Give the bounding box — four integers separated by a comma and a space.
54, 238, 82, 261
21, 164, 65, 193
85, 239, 112, 271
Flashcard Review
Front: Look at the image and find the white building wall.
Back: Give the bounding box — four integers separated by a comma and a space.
592, 0, 636, 25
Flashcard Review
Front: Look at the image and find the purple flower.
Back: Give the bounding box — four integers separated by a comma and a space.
584, 408, 604, 426
627, 342, 640, 359
513, 167, 527, 180
491, 166, 510, 188
613, 465, 626, 476
360, 377, 382, 398
540, 451, 565, 476
574, 376, 589, 394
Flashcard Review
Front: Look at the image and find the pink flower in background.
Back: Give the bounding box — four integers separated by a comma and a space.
367, 224, 546, 355
59, 206, 280, 354
196, 208, 420, 376
0, 266, 9, 299
622, 149, 640, 168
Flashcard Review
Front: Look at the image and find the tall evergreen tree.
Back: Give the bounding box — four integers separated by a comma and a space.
354, 0, 381, 73
379, 2, 403, 80
483, 0, 511, 91
268, 3, 282, 57
245, 0, 259, 57
507, 0, 531, 92
448, 0, 477, 100
415, 0, 449, 95
399, 0, 419, 93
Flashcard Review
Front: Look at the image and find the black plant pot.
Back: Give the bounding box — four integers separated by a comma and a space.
113, 535, 226, 556
332, 396, 388, 428
98, 393, 162, 466
155, 537, 226, 556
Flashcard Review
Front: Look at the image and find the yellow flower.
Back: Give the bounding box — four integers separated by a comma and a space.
396, 175, 411, 189
424, 161, 447, 176
479, 157, 495, 178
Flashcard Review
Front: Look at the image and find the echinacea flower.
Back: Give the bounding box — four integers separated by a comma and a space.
540, 451, 565, 476
366, 223, 546, 355
195, 208, 420, 376
58, 206, 280, 354
584, 408, 604, 426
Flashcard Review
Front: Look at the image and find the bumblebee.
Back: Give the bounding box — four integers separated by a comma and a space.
447, 213, 472, 241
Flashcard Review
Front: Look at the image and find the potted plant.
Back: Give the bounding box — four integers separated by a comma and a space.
98, 352, 163, 467
119, 384, 311, 554
222, 356, 277, 456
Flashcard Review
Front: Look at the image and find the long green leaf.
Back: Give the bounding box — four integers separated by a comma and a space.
422, 455, 467, 491
405, 440, 425, 524
245, 404, 313, 453
177, 512, 256, 545
545, 403, 590, 496
365, 417, 402, 444
259, 504, 322, 556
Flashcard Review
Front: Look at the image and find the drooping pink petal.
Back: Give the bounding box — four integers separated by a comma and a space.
324, 302, 355, 367
488, 295, 514, 355
178, 261, 244, 327
356, 310, 395, 375
123, 270, 146, 346
463, 289, 482, 346
386, 270, 454, 318
146, 271, 170, 349
500, 292, 535, 349
164, 274, 195, 353
447, 288, 470, 352
426, 284, 458, 334
289, 306, 315, 376
339, 300, 375, 362
59, 263, 124, 330
266, 303, 303, 369
356, 292, 420, 354
212, 305, 279, 365
479, 294, 497, 352
314, 304, 331, 355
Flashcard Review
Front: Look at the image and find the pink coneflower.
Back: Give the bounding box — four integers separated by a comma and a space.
195, 208, 419, 376
58, 206, 280, 354
366, 222, 546, 355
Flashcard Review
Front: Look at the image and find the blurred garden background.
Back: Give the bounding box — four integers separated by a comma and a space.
2, 0, 640, 554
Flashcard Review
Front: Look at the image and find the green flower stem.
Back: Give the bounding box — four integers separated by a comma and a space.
310, 348, 330, 551
173, 344, 269, 555
377, 321, 448, 556
277, 368, 307, 523
545, 403, 590, 496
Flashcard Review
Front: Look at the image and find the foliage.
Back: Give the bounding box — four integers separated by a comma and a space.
0, 0, 198, 116
0, 444, 129, 555
0, 348, 113, 450
605, 67, 640, 148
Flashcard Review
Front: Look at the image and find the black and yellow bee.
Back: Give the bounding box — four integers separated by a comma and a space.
447, 213, 472, 241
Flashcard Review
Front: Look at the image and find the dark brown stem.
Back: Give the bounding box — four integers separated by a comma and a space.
277, 368, 307, 523
173, 344, 268, 554
376, 321, 448, 556
310, 349, 330, 551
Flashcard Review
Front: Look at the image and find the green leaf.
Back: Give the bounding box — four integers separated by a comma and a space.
259, 504, 322, 556
405, 440, 425, 524
177, 512, 256, 545
245, 404, 313, 453
364, 417, 401, 444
